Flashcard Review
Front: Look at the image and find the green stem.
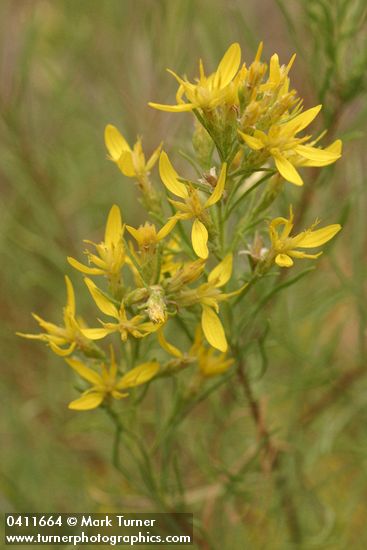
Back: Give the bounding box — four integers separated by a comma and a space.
235, 359, 302, 544
226, 172, 274, 219
217, 201, 225, 253
104, 406, 136, 484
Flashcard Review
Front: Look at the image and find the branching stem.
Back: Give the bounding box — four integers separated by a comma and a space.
236, 359, 302, 544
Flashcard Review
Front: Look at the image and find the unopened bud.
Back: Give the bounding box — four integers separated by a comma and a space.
192, 122, 214, 169
166, 260, 205, 293
125, 287, 149, 306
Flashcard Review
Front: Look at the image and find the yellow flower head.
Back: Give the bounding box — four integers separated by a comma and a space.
159, 151, 227, 258
196, 342, 234, 377
158, 329, 197, 369
234, 42, 266, 99
258, 50, 296, 94
175, 254, 242, 352
81, 278, 159, 341
239, 105, 342, 185
68, 205, 126, 282
236, 46, 298, 131
149, 43, 241, 113
67, 348, 159, 411
269, 206, 342, 267
126, 219, 177, 257
105, 124, 162, 179
17, 276, 89, 356
158, 326, 233, 377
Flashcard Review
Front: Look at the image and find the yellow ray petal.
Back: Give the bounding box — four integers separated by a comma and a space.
111, 390, 129, 399
64, 275, 75, 315
49, 341, 76, 356
125, 225, 141, 242
146, 142, 163, 172
104, 124, 131, 160
166, 68, 191, 88
158, 330, 182, 358
205, 163, 227, 207
117, 362, 160, 389
105, 204, 122, 247
286, 53, 296, 74
84, 252, 106, 269
326, 139, 342, 156
67, 257, 104, 275
148, 102, 195, 112
168, 199, 192, 214
84, 278, 119, 318
108, 345, 117, 379
284, 105, 322, 135
214, 42, 241, 89
81, 328, 112, 340
200, 357, 234, 377
117, 150, 136, 177
31, 313, 60, 334
275, 253, 294, 267
191, 219, 208, 259
208, 254, 233, 287
16, 332, 45, 341
220, 282, 248, 300
300, 139, 343, 167
68, 391, 104, 410
295, 224, 341, 248
273, 153, 303, 186
294, 144, 341, 163
157, 217, 178, 240
269, 54, 281, 83
288, 250, 322, 260
159, 152, 188, 198
201, 306, 227, 352
66, 358, 102, 385
238, 131, 264, 150
254, 41, 263, 62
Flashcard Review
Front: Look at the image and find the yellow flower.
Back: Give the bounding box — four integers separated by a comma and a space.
176, 254, 242, 352
269, 206, 341, 267
258, 51, 296, 94
159, 151, 227, 258
66, 349, 159, 410
238, 105, 342, 185
17, 276, 89, 356
126, 219, 177, 257
68, 205, 126, 282
81, 278, 158, 341
104, 124, 162, 179
158, 329, 197, 367
196, 343, 234, 377
148, 43, 241, 113
158, 326, 233, 377
242, 50, 298, 121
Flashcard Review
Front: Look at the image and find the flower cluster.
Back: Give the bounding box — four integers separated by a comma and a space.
18, 42, 342, 412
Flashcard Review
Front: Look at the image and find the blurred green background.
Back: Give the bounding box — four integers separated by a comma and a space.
1, 0, 366, 548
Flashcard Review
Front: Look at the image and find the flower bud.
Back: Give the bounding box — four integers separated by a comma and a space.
192, 122, 214, 169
